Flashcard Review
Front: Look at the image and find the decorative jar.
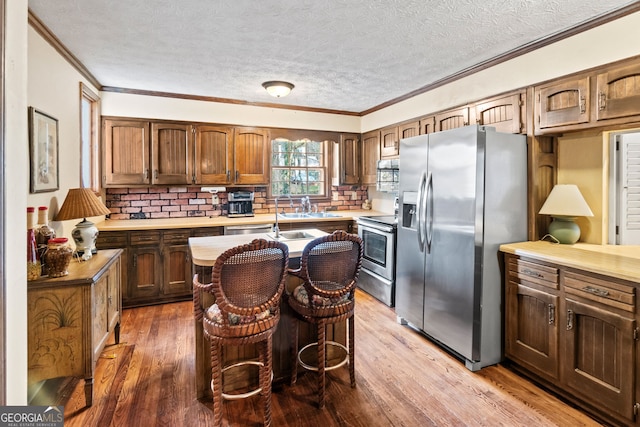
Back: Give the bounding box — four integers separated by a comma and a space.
45, 237, 73, 278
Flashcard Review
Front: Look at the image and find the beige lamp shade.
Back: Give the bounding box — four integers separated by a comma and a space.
538, 184, 593, 217
55, 188, 111, 221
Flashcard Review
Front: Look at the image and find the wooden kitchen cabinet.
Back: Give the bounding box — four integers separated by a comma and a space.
475, 92, 525, 134
505, 256, 560, 382
96, 227, 223, 307
193, 124, 233, 184
503, 249, 639, 427
332, 133, 359, 185
595, 62, 640, 122
535, 75, 590, 131
418, 115, 436, 134
435, 106, 470, 132
233, 126, 270, 185
380, 125, 399, 158
27, 249, 122, 406
103, 119, 150, 186
151, 122, 193, 185
361, 130, 380, 185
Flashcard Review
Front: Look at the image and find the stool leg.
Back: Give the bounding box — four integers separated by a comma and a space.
290, 315, 299, 385
317, 320, 326, 409
261, 336, 273, 427
349, 314, 356, 388
210, 339, 223, 427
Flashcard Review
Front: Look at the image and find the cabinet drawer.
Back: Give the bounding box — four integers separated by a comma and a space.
96, 232, 128, 248
508, 258, 558, 289
130, 231, 161, 245
163, 230, 190, 244
563, 271, 635, 312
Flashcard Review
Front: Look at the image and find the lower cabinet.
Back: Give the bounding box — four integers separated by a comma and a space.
504, 253, 639, 427
97, 226, 222, 307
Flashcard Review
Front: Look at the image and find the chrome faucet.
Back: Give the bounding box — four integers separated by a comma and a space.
300, 196, 311, 214
273, 194, 293, 238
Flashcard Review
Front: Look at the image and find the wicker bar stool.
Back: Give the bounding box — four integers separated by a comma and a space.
193, 239, 289, 427
287, 230, 363, 408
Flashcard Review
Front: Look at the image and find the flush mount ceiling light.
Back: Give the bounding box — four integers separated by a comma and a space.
262, 81, 294, 98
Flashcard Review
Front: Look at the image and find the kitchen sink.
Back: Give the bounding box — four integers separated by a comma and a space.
306, 212, 341, 218
278, 212, 341, 218
267, 230, 316, 240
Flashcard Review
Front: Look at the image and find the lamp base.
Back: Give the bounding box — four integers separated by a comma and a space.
548, 216, 580, 244
71, 218, 99, 260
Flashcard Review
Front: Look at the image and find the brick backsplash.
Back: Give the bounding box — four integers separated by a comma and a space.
105, 185, 368, 220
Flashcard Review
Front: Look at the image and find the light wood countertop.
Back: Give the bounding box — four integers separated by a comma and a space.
96, 209, 385, 231
500, 241, 640, 282
189, 228, 328, 266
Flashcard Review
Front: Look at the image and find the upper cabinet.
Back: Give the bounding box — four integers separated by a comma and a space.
193, 124, 233, 185
475, 92, 526, 134
418, 116, 436, 135
596, 62, 640, 121
103, 119, 269, 187
435, 106, 470, 132
103, 119, 151, 186
361, 130, 380, 185
232, 127, 270, 185
151, 122, 193, 185
332, 133, 359, 186
380, 125, 399, 158
535, 75, 590, 132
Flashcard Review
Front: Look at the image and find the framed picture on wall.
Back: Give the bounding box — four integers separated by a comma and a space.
28, 107, 59, 193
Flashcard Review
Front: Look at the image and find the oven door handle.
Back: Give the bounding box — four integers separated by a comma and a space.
357, 222, 394, 233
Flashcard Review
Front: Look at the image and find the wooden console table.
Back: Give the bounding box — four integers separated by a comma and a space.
27, 249, 123, 406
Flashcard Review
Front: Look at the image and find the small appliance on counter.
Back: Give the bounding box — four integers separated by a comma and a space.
227, 191, 254, 217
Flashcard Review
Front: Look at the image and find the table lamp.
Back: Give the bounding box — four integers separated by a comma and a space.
538, 184, 593, 244
55, 188, 111, 260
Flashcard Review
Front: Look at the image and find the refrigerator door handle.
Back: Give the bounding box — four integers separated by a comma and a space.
425, 172, 433, 253
416, 171, 428, 252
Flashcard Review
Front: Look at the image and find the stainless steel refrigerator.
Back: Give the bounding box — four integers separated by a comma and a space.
395, 125, 527, 371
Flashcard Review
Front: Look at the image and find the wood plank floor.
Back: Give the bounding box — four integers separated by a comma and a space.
37, 290, 603, 426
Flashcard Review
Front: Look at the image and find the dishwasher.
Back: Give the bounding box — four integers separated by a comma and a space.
223, 224, 273, 235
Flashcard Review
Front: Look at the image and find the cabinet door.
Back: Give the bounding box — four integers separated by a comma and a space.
380, 126, 399, 158
92, 275, 110, 361
162, 244, 192, 296
475, 93, 524, 134
128, 246, 162, 301
103, 119, 150, 186
106, 256, 121, 332
398, 121, 419, 140
234, 127, 269, 184
418, 115, 436, 135
151, 122, 193, 185
563, 298, 636, 422
194, 124, 233, 184
536, 77, 589, 130
596, 62, 640, 121
435, 107, 469, 132
332, 134, 359, 185
505, 280, 559, 381
361, 130, 380, 185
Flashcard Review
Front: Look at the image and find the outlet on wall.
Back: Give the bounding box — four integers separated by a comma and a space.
211, 194, 219, 205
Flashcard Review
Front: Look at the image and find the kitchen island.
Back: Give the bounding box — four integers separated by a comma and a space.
189, 229, 347, 399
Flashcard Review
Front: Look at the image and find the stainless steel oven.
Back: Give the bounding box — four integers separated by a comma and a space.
357, 215, 397, 307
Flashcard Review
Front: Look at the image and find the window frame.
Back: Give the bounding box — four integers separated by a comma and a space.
79, 82, 100, 191
268, 136, 331, 202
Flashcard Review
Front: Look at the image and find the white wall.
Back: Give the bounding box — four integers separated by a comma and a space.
101, 92, 361, 133
27, 27, 102, 241
361, 10, 640, 132
5, 0, 29, 404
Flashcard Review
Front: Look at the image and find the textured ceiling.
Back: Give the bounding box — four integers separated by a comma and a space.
28, 0, 638, 113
